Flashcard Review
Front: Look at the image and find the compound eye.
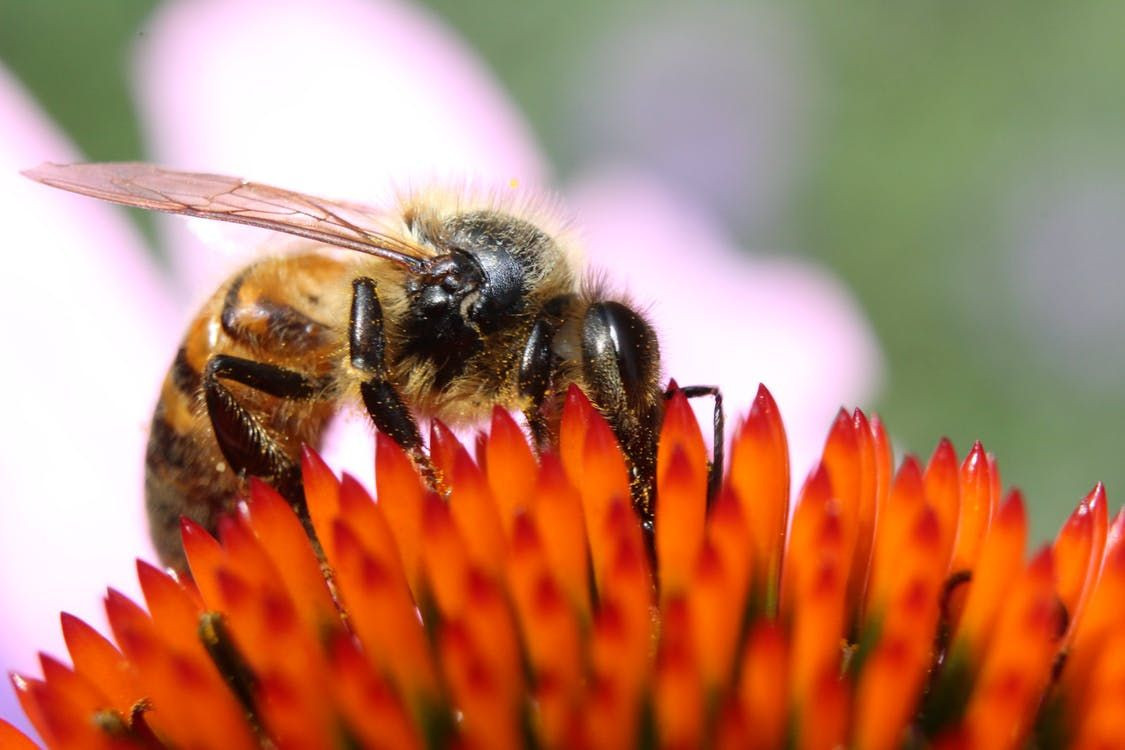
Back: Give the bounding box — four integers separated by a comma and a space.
582, 301, 660, 411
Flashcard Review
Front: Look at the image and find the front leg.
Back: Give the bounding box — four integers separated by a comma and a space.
349, 277, 434, 482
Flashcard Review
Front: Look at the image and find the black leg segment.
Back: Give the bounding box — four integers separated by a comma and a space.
361, 380, 422, 450
667, 384, 725, 503
518, 317, 558, 450
350, 276, 388, 373
350, 277, 424, 453
203, 357, 308, 482
205, 354, 324, 400
517, 294, 572, 451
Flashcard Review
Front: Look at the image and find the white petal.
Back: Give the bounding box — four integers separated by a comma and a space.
567, 168, 884, 477
0, 67, 176, 730
134, 0, 548, 293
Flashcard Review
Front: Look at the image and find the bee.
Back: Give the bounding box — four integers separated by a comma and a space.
24, 163, 723, 569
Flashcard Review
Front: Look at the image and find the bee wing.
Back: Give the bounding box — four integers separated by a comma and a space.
22, 162, 426, 270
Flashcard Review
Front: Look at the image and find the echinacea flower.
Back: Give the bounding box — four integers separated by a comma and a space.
3, 384, 1121, 749
1, 0, 880, 732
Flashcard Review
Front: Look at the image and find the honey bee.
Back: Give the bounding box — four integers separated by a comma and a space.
24, 163, 723, 569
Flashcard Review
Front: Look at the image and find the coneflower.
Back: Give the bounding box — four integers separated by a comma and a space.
4, 384, 1122, 749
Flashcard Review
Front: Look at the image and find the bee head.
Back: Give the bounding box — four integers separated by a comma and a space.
426, 210, 559, 334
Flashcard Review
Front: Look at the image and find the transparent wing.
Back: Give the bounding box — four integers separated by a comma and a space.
22, 162, 426, 269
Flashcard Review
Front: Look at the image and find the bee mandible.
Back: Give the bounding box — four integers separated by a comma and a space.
24, 163, 723, 569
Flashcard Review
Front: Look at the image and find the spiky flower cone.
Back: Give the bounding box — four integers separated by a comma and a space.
4, 384, 1124, 749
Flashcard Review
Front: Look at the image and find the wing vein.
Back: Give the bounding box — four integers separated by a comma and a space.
22, 162, 428, 270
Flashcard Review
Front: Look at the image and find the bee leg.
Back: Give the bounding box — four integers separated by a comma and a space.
203, 354, 323, 507
349, 277, 435, 483
667, 384, 725, 504
518, 316, 561, 451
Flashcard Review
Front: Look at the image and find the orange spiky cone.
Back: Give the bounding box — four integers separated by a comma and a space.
9, 382, 1125, 749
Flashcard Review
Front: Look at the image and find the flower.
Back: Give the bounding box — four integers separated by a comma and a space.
0, 0, 880, 734
4, 385, 1122, 749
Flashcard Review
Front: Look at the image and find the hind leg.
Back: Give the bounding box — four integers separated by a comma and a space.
202, 354, 325, 506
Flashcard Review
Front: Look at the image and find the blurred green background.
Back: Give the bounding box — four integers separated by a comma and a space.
2, 0, 1123, 541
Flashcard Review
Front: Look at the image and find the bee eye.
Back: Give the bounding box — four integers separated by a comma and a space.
582, 301, 660, 410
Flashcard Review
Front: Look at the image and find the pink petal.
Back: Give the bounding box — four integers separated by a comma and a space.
0, 65, 176, 732
134, 0, 548, 292
567, 168, 883, 475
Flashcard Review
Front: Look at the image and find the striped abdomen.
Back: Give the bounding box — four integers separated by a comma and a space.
144, 252, 353, 568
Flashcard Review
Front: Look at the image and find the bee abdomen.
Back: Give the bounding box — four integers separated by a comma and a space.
220, 263, 337, 354
144, 254, 350, 569
144, 397, 236, 569
170, 346, 202, 396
